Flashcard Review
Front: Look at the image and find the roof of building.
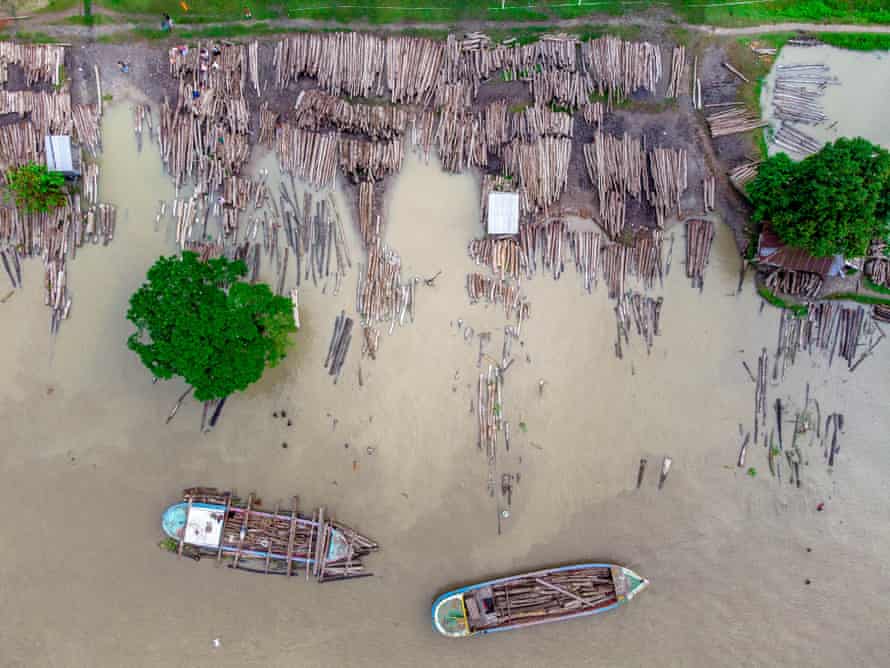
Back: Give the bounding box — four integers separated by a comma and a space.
758, 224, 843, 277
44, 135, 76, 173
487, 191, 519, 236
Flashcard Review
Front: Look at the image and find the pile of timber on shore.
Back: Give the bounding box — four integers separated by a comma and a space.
665, 46, 685, 99
729, 160, 760, 193
0, 121, 40, 173
469, 236, 525, 280
466, 272, 530, 321
614, 291, 663, 358
0, 42, 65, 87
583, 130, 645, 238
648, 147, 687, 227
293, 89, 409, 140
338, 136, 405, 183
275, 125, 339, 188
356, 241, 415, 331
258, 102, 278, 147
168, 42, 247, 98
765, 268, 822, 298
502, 137, 571, 212
706, 106, 767, 137
772, 64, 836, 125
685, 219, 714, 290
274, 32, 386, 98
581, 36, 661, 103
0, 90, 73, 135
773, 123, 822, 157
776, 302, 878, 373
567, 229, 602, 292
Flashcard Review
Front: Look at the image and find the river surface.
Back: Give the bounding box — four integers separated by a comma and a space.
1, 103, 889, 667
762, 44, 890, 155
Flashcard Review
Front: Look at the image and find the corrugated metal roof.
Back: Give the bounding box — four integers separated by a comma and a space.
44, 135, 74, 173
487, 191, 519, 235
758, 224, 841, 277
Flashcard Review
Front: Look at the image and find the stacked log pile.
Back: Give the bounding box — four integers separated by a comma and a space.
503, 137, 571, 212
582, 101, 604, 127
0, 90, 73, 135
583, 131, 645, 237
775, 303, 877, 373
356, 241, 415, 332
685, 219, 714, 289
356, 180, 380, 247
614, 291, 663, 358
83, 203, 116, 246
764, 268, 822, 298
772, 124, 822, 156
324, 311, 354, 382
386, 36, 446, 105
531, 70, 592, 108
706, 106, 767, 137
0, 42, 65, 86
435, 109, 486, 172
274, 33, 386, 98
258, 102, 278, 147
468, 236, 524, 280
169, 42, 247, 98
466, 272, 530, 321
703, 174, 716, 212
489, 568, 617, 621
648, 147, 687, 227
568, 229, 601, 292
581, 36, 661, 103
293, 89, 409, 140
865, 241, 890, 288
338, 136, 404, 183
275, 125, 339, 187
771, 64, 836, 125
0, 121, 40, 173
73, 104, 101, 156
665, 46, 685, 98
632, 229, 664, 289
728, 160, 760, 192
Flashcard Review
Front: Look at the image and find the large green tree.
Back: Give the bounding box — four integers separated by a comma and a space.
5, 162, 67, 214
127, 252, 296, 401
748, 137, 890, 258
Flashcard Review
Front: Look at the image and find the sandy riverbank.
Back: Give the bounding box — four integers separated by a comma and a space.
1, 102, 889, 668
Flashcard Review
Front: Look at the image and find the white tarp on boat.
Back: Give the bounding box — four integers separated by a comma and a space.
183, 506, 224, 548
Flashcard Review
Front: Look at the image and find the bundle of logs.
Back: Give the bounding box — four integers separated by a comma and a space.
469, 236, 525, 280
583, 130, 645, 237
775, 302, 877, 373
502, 137, 571, 213
665, 45, 685, 98
728, 160, 760, 193
487, 567, 617, 624
0, 42, 65, 86
772, 124, 822, 157
0, 90, 73, 135
764, 268, 822, 298
338, 136, 405, 183
466, 272, 530, 321
567, 229, 602, 292
771, 64, 836, 125
0, 121, 40, 173
685, 219, 714, 290
581, 36, 661, 103
293, 89, 409, 140
477, 364, 502, 462
356, 241, 416, 332
324, 310, 354, 382
614, 291, 663, 358
276, 126, 339, 188
706, 106, 767, 137
648, 147, 688, 227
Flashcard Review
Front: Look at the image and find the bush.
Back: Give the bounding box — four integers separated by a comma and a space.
127, 252, 296, 401
5, 162, 67, 214
747, 138, 890, 258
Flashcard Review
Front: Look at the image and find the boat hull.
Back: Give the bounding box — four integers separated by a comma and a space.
432, 563, 648, 637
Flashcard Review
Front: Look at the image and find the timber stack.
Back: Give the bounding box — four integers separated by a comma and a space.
685, 220, 714, 290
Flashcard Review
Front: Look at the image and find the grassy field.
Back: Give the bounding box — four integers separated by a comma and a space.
816, 32, 890, 50
77, 1, 890, 27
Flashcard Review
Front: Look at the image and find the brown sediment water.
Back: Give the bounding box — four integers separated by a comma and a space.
762, 44, 890, 155
2, 103, 889, 667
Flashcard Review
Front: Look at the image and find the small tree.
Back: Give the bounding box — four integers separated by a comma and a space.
127, 252, 296, 401
748, 137, 890, 258
5, 162, 67, 214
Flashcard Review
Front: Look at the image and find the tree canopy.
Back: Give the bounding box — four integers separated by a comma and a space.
5, 162, 67, 214
747, 137, 890, 258
127, 252, 296, 401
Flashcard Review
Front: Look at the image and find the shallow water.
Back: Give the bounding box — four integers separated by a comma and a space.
2, 103, 889, 667
762, 45, 890, 155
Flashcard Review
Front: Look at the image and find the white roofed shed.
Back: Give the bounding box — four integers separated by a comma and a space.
486, 191, 519, 236
44, 135, 81, 178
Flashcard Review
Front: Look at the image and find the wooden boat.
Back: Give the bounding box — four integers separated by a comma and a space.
161, 487, 378, 582
432, 563, 648, 637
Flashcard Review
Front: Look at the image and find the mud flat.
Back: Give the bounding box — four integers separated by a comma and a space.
762, 44, 890, 155
1, 93, 889, 668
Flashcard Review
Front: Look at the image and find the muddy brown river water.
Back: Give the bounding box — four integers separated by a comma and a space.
1, 103, 889, 667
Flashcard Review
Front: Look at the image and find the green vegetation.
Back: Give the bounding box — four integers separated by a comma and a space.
4, 163, 67, 215
816, 32, 890, 50
676, 0, 890, 26
126, 252, 297, 402
823, 292, 890, 307
757, 286, 809, 317
748, 138, 890, 258
865, 277, 890, 295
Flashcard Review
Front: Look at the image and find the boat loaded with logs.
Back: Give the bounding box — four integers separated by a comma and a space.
161, 488, 378, 582
432, 563, 648, 637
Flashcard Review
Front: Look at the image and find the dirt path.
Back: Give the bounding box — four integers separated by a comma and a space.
9, 9, 890, 41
